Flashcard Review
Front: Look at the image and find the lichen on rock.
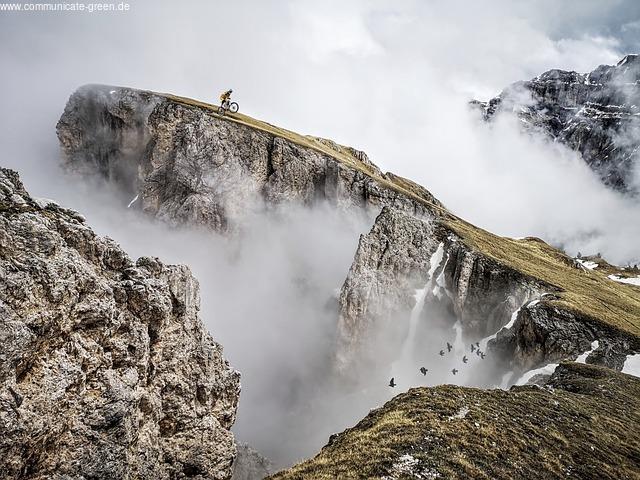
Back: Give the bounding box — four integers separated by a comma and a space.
0, 167, 240, 479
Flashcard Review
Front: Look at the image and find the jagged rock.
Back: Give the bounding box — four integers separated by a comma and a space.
336, 206, 640, 380
491, 300, 637, 375
473, 54, 640, 192
56, 85, 442, 234
0, 168, 240, 479
335, 207, 440, 373
56, 85, 640, 384
336, 207, 546, 376
231, 443, 273, 480
269, 363, 640, 480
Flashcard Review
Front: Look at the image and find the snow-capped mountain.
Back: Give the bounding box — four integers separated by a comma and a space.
472, 54, 640, 193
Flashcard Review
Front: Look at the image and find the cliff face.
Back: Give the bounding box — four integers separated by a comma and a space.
337, 207, 640, 382
57, 85, 640, 387
472, 54, 640, 192
52, 83, 640, 476
269, 363, 640, 480
57, 85, 441, 234
0, 168, 240, 479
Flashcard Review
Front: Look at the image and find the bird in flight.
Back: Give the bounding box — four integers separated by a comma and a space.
476, 349, 482, 356
480, 352, 486, 360
462, 355, 468, 364
389, 377, 396, 387
451, 368, 458, 375
470, 344, 476, 352
439, 350, 445, 356
420, 367, 428, 375
446, 342, 453, 352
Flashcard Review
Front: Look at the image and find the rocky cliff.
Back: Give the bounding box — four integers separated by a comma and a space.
54, 84, 640, 476
472, 54, 640, 192
0, 168, 240, 479
337, 206, 640, 384
270, 362, 640, 480
57, 85, 442, 234
57, 85, 640, 386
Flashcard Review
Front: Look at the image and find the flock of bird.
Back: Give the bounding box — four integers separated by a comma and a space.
389, 341, 487, 388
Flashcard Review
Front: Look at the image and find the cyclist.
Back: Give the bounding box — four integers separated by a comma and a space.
219, 89, 233, 107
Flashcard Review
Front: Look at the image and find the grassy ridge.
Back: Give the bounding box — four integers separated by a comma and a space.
162, 91, 640, 338
446, 217, 640, 338
161, 93, 447, 213
270, 363, 640, 480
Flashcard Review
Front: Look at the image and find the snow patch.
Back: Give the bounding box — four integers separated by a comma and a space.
608, 274, 640, 286
622, 354, 640, 377
576, 259, 598, 270
127, 194, 139, 208
448, 406, 469, 421
384, 454, 441, 480
479, 304, 524, 350
575, 340, 599, 363
515, 363, 559, 386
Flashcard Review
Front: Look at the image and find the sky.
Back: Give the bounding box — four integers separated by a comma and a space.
2, 0, 640, 467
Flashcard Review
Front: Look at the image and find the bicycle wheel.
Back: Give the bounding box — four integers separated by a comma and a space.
229, 102, 239, 113
218, 106, 226, 115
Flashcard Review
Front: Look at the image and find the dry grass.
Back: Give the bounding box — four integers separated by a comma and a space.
445, 216, 640, 337
160, 93, 447, 214
161, 91, 639, 338
271, 363, 640, 480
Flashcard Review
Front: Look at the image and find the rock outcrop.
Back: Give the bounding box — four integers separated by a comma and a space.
269, 362, 640, 480
472, 54, 640, 192
51, 83, 640, 476
57, 85, 442, 234
57, 85, 640, 386
0, 168, 240, 479
337, 206, 640, 381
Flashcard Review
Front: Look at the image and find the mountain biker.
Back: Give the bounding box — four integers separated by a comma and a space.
219, 89, 233, 106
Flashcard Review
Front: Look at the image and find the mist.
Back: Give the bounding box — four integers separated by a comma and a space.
2, 0, 640, 468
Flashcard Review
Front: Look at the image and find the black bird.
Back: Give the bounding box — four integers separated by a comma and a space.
451, 368, 458, 375
470, 344, 476, 352
439, 349, 445, 356
475, 342, 480, 348
389, 377, 396, 387
480, 352, 486, 360
476, 349, 482, 356
446, 342, 453, 352
420, 367, 428, 376
462, 355, 468, 364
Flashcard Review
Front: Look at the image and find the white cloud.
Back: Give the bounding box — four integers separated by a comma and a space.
1, 0, 640, 467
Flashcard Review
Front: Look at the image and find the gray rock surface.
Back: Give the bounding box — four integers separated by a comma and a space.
56, 83, 639, 390
472, 54, 640, 192
57, 85, 442, 234
335, 207, 440, 373
0, 168, 240, 479
335, 207, 639, 381
335, 207, 546, 377
491, 299, 638, 376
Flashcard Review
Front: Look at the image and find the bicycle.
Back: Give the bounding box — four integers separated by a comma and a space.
218, 99, 239, 115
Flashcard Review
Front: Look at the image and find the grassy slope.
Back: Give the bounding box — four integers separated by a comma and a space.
162, 93, 446, 212
164, 92, 640, 338
270, 363, 640, 480
446, 217, 640, 338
